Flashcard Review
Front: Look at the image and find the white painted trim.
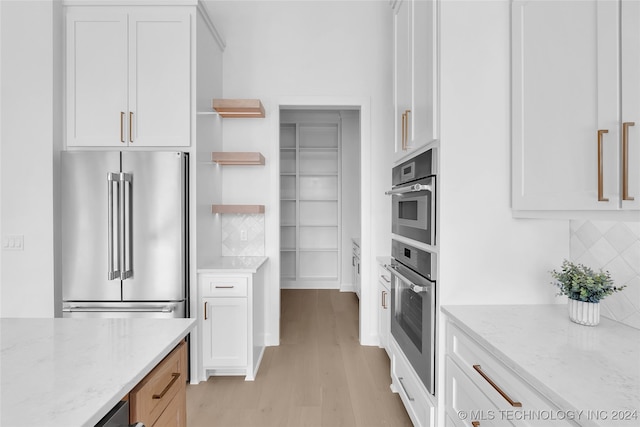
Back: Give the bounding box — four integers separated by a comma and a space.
270, 96, 375, 346
197, 2, 226, 51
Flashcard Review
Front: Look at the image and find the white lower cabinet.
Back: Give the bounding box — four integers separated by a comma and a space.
390, 338, 435, 427
445, 321, 577, 427
202, 297, 247, 368
377, 263, 391, 355
199, 270, 266, 381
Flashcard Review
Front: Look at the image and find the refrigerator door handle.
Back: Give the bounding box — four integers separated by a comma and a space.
63, 305, 176, 313
120, 172, 133, 280
107, 173, 121, 280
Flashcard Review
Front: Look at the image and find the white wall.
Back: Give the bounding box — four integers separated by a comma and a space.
1, 1, 58, 318
439, 0, 569, 307
206, 0, 393, 345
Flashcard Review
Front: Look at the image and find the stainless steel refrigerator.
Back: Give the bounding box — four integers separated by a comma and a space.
61, 151, 188, 318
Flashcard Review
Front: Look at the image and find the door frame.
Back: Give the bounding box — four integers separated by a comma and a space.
269, 96, 374, 346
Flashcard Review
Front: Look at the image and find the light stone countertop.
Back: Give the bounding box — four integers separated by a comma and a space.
0, 317, 195, 427
197, 256, 268, 274
442, 304, 640, 427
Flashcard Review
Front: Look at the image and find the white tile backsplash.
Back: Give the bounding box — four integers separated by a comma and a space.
570, 220, 640, 329
221, 214, 265, 256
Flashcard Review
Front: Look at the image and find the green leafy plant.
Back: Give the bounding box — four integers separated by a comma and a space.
550, 260, 625, 303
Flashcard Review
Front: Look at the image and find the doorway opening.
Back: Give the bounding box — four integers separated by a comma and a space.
278, 108, 361, 294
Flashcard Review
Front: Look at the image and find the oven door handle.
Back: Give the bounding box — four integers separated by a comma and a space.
389, 265, 431, 294
384, 183, 432, 195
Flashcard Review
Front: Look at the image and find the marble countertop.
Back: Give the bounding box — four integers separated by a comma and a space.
0, 317, 195, 427
442, 304, 640, 427
198, 256, 268, 273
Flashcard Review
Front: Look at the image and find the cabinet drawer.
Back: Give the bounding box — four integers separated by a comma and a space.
151, 391, 186, 427
446, 356, 514, 427
392, 343, 433, 427
201, 276, 248, 297
378, 265, 391, 290
130, 340, 187, 426
447, 323, 576, 426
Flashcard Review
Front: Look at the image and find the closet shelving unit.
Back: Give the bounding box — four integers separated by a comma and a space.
280, 121, 341, 287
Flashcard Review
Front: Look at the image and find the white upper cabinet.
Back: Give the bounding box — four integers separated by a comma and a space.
512, 0, 639, 212
392, 0, 438, 163
66, 7, 191, 147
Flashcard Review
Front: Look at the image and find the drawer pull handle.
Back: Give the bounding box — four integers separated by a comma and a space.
381, 275, 391, 283
473, 364, 522, 407
153, 373, 180, 400
204, 301, 208, 320
472, 422, 480, 427
215, 285, 235, 289
397, 377, 415, 402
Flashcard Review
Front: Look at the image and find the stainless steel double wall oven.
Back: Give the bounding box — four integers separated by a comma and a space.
386, 148, 437, 395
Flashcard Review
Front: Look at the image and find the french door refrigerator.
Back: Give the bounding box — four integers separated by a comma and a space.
61, 151, 188, 318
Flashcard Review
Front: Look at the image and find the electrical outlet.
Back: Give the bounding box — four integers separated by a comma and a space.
2, 235, 24, 251
240, 230, 248, 241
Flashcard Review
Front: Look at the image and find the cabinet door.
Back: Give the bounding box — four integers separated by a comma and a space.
202, 297, 248, 368
621, 1, 640, 210
128, 11, 191, 147
66, 9, 128, 147
411, 0, 438, 147
394, 0, 412, 157
378, 280, 390, 352
512, 0, 620, 210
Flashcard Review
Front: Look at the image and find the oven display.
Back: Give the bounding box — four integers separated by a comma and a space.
398, 200, 418, 221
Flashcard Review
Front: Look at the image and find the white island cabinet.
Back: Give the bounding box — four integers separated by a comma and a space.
197, 257, 268, 381
0, 318, 194, 427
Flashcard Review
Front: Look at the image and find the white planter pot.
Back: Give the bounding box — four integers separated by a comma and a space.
568, 299, 600, 326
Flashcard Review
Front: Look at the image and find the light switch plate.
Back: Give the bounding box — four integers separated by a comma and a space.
2, 235, 24, 251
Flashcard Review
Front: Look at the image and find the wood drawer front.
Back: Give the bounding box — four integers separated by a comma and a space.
201, 276, 248, 297
446, 356, 514, 427
130, 340, 187, 426
447, 323, 576, 426
151, 391, 186, 427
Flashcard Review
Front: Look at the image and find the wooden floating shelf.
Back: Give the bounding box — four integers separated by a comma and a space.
211, 152, 265, 165
211, 204, 265, 214
212, 99, 265, 118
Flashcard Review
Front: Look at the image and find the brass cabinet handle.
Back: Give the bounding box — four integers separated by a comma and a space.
623, 122, 635, 201
404, 109, 411, 150
382, 290, 388, 309
473, 364, 522, 407
397, 377, 415, 401
120, 112, 125, 143
129, 112, 134, 143
204, 301, 208, 320
215, 285, 235, 289
152, 372, 180, 399
401, 112, 406, 150
597, 129, 609, 202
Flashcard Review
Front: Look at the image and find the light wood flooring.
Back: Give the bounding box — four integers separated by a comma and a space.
186, 289, 412, 427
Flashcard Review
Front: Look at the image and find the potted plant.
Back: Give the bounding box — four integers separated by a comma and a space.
550, 260, 625, 326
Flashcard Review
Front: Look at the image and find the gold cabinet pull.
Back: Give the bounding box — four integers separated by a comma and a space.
403, 109, 411, 150
152, 372, 180, 399
129, 112, 134, 143
623, 122, 635, 201
401, 112, 406, 150
597, 129, 609, 202
120, 112, 125, 143
204, 301, 208, 320
381, 290, 388, 309
473, 364, 522, 407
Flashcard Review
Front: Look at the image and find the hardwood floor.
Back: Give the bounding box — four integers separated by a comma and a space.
186, 289, 412, 426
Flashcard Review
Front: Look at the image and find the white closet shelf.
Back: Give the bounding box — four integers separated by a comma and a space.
211, 152, 265, 165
